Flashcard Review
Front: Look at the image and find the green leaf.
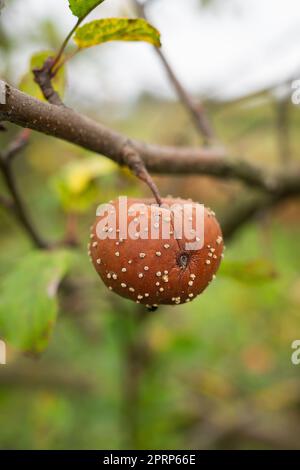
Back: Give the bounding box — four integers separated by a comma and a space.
68, 0, 105, 19
74, 18, 161, 49
218, 259, 277, 284
0, 250, 74, 354
19, 50, 66, 101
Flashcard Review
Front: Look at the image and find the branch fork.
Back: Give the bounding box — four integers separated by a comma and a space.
33, 57, 64, 106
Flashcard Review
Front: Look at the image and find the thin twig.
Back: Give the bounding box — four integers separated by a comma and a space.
2, 128, 31, 161
50, 18, 81, 74
52, 47, 80, 76
0, 161, 49, 248
133, 0, 215, 144
123, 142, 162, 205
155, 48, 215, 143
1, 162, 49, 249
50, 3, 100, 76
0, 128, 81, 249
33, 5, 96, 100
0, 130, 50, 249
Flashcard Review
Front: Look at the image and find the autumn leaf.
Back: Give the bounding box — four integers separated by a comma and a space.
74, 18, 161, 49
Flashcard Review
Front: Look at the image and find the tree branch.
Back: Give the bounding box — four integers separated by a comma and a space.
0, 128, 50, 249
221, 193, 274, 240
1, 81, 300, 201
0, 363, 96, 394
133, 0, 215, 144
2, 128, 31, 161
220, 186, 299, 241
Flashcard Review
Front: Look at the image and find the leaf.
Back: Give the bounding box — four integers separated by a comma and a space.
51, 156, 118, 212
218, 259, 277, 284
0, 250, 74, 354
74, 18, 161, 49
19, 51, 66, 101
68, 0, 106, 19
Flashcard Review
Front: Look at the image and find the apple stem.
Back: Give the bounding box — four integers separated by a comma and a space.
122, 143, 162, 206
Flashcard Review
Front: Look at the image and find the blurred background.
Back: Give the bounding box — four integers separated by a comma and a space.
1, 0, 300, 450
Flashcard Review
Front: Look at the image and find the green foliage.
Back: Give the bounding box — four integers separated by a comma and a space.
51, 156, 119, 212
68, 0, 106, 19
19, 51, 66, 101
0, 250, 74, 354
219, 258, 277, 284
74, 18, 161, 49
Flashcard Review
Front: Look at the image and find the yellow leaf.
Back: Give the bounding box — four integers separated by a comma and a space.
74, 18, 161, 49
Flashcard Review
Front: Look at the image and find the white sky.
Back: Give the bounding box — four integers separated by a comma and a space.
1, 0, 300, 105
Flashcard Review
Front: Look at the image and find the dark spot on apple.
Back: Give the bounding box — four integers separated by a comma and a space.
177, 252, 189, 268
